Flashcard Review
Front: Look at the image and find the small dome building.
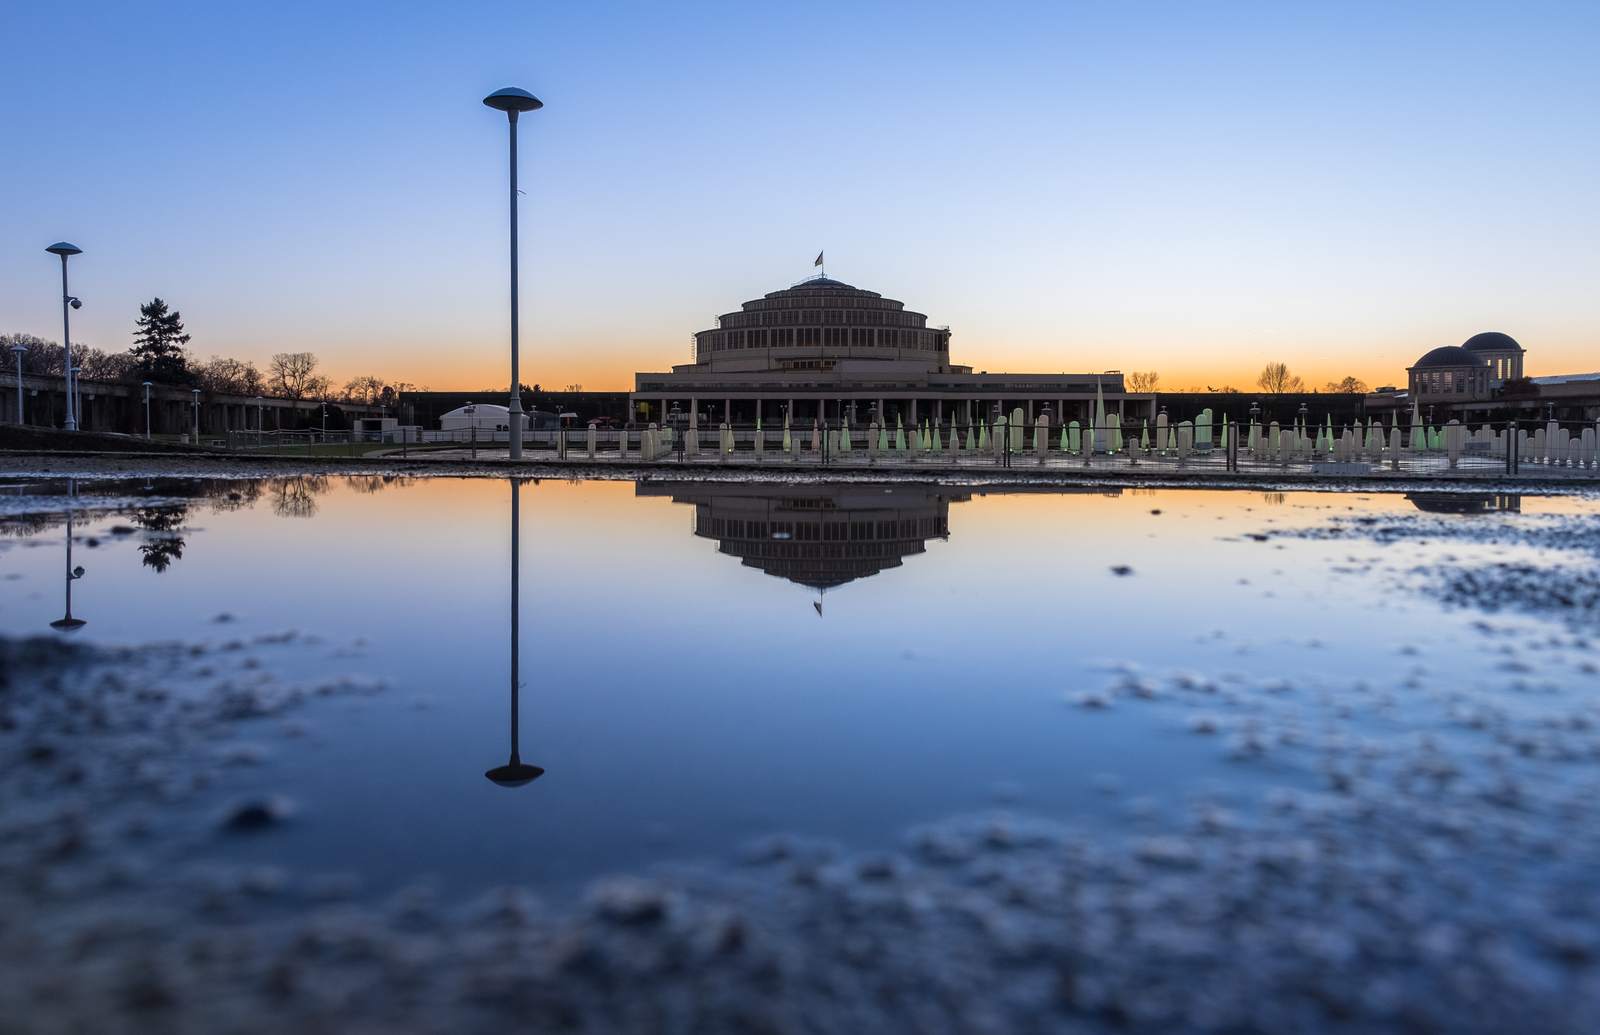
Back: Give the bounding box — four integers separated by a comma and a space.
1460, 331, 1525, 381
1406, 341, 1492, 402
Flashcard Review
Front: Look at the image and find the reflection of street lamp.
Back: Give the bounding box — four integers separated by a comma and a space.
483, 87, 544, 462
45, 242, 83, 430
486, 478, 544, 787
11, 343, 26, 424
50, 480, 87, 631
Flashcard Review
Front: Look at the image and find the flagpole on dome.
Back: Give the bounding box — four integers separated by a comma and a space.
815, 250, 824, 279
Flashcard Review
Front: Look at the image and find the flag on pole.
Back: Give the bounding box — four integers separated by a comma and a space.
814, 251, 823, 267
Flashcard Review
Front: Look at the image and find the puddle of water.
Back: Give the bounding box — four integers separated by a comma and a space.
4, 476, 1594, 902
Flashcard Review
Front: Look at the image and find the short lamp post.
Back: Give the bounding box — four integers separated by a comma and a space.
191, 388, 201, 443
45, 243, 82, 430
11, 344, 26, 425
483, 86, 544, 461
143, 382, 153, 439
255, 395, 264, 449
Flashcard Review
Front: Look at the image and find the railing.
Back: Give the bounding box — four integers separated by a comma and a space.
221, 418, 1600, 477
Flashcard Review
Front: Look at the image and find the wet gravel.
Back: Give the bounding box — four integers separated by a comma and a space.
5, 617, 1600, 1031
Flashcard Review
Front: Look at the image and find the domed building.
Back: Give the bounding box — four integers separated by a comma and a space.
1461, 331, 1525, 381
1376, 330, 1600, 422
1406, 344, 1491, 402
691, 277, 956, 375
632, 273, 1149, 428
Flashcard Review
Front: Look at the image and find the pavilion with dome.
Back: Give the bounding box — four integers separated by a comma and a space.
629, 274, 1151, 429
1375, 331, 1600, 421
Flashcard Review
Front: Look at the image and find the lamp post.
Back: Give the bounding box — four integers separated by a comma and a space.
486, 477, 543, 787
255, 395, 264, 449
69, 368, 82, 430
143, 382, 154, 439
11, 344, 26, 425
191, 388, 201, 443
483, 86, 544, 461
45, 243, 82, 430
50, 479, 87, 631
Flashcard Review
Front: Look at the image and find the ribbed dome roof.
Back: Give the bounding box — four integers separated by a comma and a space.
1414, 346, 1486, 369
1461, 331, 1523, 353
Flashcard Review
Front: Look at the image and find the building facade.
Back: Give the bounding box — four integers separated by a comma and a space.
632, 275, 1149, 428
1373, 330, 1600, 421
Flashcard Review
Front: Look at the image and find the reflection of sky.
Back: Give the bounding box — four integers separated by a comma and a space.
0, 477, 1592, 901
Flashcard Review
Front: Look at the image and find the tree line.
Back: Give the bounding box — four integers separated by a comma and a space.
1124, 366, 1374, 395
2, 297, 403, 405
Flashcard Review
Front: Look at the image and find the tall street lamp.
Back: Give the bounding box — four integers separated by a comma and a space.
11, 343, 26, 425
483, 86, 544, 461
45, 243, 83, 430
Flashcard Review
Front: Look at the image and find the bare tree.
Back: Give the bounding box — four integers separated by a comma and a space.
1324, 376, 1369, 394
2, 334, 137, 382
1126, 371, 1160, 392
194, 356, 263, 395
1257, 362, 1305, 394
341, 374, 390, 405
267, 352, 321, 400
79, 347, 136, 382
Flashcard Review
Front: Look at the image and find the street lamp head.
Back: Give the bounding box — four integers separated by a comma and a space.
46, 242, 82, 257
142, 381, 153, 387
485, 761, 544, 787
483, 87, 543, 113
9, 345, 25, 354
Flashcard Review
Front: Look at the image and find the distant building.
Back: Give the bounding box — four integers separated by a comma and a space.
1372, 331, 1600, 421
437, 404, 558, 432
631, 275, 1149, 427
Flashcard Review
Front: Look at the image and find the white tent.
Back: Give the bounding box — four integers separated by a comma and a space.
440, 404, 522, 432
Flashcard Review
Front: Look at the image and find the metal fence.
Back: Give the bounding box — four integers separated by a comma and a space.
222, 418, 1600, 477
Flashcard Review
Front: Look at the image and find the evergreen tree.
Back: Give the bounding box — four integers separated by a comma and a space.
129, 298, 194, 385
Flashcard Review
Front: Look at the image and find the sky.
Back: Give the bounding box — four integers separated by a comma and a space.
1, 0, 1596, 394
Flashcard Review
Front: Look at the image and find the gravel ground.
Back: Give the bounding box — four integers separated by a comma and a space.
6, 621, 1600, 1031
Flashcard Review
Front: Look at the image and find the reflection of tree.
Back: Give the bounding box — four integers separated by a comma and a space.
132, 506, 189, 573
206, 480, 264, 513
133, 506, 188, 533
1, 514, 63, 537
271, 476, 328, 519
139, 537, 185, 572
344, 475, 415, 495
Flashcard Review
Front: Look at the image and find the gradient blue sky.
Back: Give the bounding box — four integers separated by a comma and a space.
2, 1, 1595, 392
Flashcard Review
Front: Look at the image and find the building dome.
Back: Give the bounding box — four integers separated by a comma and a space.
689, 276, 952, 375
1413, 346, 1485, 369
1461, 331, 1523, 354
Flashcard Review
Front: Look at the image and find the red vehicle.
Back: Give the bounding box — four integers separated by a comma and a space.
587, 417, 621, 429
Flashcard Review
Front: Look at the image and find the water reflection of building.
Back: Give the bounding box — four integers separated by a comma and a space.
636, 484, 965, 589
1406, 493, 1522, 514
